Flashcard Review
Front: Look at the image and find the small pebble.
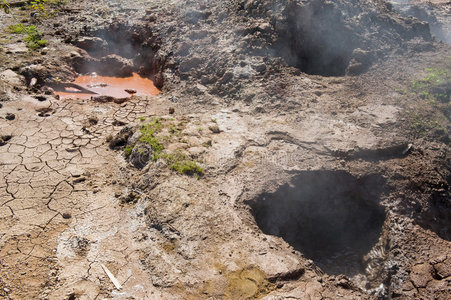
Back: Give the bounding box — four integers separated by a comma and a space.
5, 113, 15, 120
62, 213, 72, 219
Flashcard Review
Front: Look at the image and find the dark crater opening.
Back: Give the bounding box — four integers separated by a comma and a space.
249, 171, 386, 276
275, 2, 359, 76
69, 23, 166, 88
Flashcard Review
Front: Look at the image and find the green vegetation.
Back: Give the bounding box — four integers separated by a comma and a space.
2, 0, 66, 21
7, 23, 47, 50
124, 145, 134, 157
411, 68, 450, 104
139, 118, 163, 159
164, 152, 204, 176
8, 23, 28, 34
169, 125, 179, 135
126, 118, 204, 176
1, 0, 10, 13
408, 111, 442, 137
405, 66, 450, 139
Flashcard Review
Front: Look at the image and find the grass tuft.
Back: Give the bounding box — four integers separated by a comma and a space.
7, 24, 47, 50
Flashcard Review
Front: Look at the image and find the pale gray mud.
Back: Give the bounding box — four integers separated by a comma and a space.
0, 0, 450, 299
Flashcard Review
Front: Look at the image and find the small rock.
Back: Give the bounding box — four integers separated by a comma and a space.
92, 95, 128, 104
109, 126, 134, 149
176, 42, 191, 57
125, 89, 137, 95
5, 113, 15, 120
87, 116, 98, 126
0, 135, 11, 146
220, 72, 233, 84
42, 86, 55, 95
98, 54, 134, 77
129, 143, 153, 169
62, 213, 72, 219
29, 77, 38, 88
209, 124, 221, 133
169, 107, 175, 114
0, 69, 24, 86
112, 119, 127, 126
346, 49, 373, 75
73, 177, 86, 184
121, 191, 139, 204
254, 64, 267, 74
69, 236, 90, 256
127, 131, 142, 145
179, 57, 203, 72
154, 72, 165, 90
75, 36, 107, 52
35, 95, 47, 102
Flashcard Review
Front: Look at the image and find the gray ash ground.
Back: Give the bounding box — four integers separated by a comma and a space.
0, 0, 450, 299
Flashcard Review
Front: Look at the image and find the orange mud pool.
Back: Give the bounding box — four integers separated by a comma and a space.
56, 72, 160, 99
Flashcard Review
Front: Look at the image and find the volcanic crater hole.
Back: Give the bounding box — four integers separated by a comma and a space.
57, 23, 166, 99
249, 171, 386, 276
275, 2, 359, 76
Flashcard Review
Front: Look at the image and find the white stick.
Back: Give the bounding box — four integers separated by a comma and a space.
101, 263, 123, 290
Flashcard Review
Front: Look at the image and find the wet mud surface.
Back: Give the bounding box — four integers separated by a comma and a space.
55, 72, 160, 100
0, 0, 450, 299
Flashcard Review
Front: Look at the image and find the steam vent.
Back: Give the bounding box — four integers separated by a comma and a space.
249, 171, 386, 276
0, 0, 450, 299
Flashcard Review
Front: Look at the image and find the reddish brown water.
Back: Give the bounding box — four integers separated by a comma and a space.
56, 72, 160, 99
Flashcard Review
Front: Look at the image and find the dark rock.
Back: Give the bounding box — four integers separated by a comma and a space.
129, 143, 153, 169
75, 36, 108, 55
35, 95, 47, 102
112, 119, 127, 126
180, 57, 203, 72
169, 107, 175, 114
346, 49, 374, 75
0, 135, 11, 146
220, 72, 234, 84
62, 213, 72, 219
121, 191, 139, 204
209, 124, 221, 133
86, 116, 98, 126
125, 89, 137, 95
43, 87, 55, 95
153, 72, 164, 90
99, 55, 134, 77
176, 42, 191, 57
5, 113, 15, 120
92, 95, 128, 104
254, 64, 267, 74
109, 126, 134, 149
72, 177, 86, 184
200, 75, 216, 85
